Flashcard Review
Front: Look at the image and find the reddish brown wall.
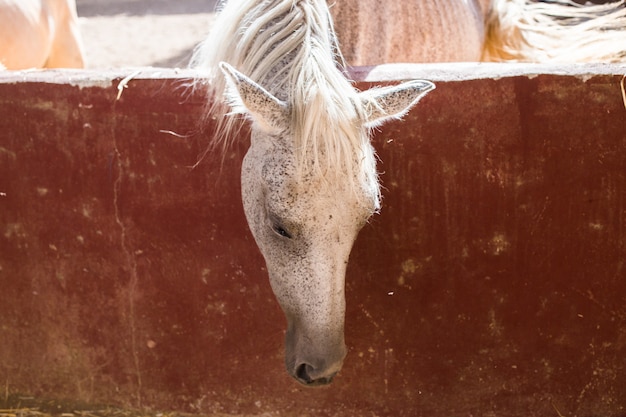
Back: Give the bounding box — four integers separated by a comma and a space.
0, 65, 625, 416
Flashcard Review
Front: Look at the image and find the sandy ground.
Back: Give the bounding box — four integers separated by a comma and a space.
76, 0, 219, 68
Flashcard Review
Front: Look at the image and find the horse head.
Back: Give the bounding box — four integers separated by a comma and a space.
220, 62, 434, 385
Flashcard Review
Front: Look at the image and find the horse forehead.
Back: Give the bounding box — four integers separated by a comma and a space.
269, 175, 365, 214
249, 133, 376, 218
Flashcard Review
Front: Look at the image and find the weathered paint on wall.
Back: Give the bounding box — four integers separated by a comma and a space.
0, 65, 625, 416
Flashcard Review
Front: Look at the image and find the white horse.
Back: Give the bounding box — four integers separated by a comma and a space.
0, 0, 85, 69
330, 0, 626, 65
192, 0, 434, 385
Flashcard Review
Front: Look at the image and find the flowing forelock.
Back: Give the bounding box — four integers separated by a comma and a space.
192, 0, 380, 209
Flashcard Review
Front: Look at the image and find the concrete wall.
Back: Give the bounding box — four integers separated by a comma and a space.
0, 64, 625, 416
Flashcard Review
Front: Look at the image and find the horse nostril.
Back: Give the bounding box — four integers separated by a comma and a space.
295, 363, 336, 386
296, 363, 314, 384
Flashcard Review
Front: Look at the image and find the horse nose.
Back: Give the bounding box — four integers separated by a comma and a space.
283, 320, 347, 386
295, 363, 338, 386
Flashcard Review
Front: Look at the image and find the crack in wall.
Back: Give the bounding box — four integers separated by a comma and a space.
112, 145, 143, 407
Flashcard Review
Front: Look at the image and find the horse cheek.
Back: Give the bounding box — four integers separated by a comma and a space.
240, 147, 293, 314
240, 149, 266, 251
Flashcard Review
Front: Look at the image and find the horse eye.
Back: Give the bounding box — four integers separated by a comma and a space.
267, 211, 293, 239
272, 223, 292, 239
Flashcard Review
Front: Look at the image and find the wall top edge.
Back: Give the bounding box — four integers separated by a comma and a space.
0, 62, 625, 86
350, 62, 626, 83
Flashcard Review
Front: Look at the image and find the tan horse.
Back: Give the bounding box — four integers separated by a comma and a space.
0, 0, 85, 69
330, 0, 626, 65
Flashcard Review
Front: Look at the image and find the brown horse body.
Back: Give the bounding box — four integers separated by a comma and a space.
330, 0, 626, 65
331, 0, 491, 64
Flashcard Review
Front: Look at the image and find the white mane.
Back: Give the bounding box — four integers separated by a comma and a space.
192, 0, 381, 208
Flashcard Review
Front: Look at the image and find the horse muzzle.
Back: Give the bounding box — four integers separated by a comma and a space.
285, 326, 347, 386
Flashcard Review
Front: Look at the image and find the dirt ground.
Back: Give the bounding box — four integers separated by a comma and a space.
76, 0, 220, 68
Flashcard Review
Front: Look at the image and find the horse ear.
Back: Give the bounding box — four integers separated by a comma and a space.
360, 80, 435, 128
219, 62, 289, 132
